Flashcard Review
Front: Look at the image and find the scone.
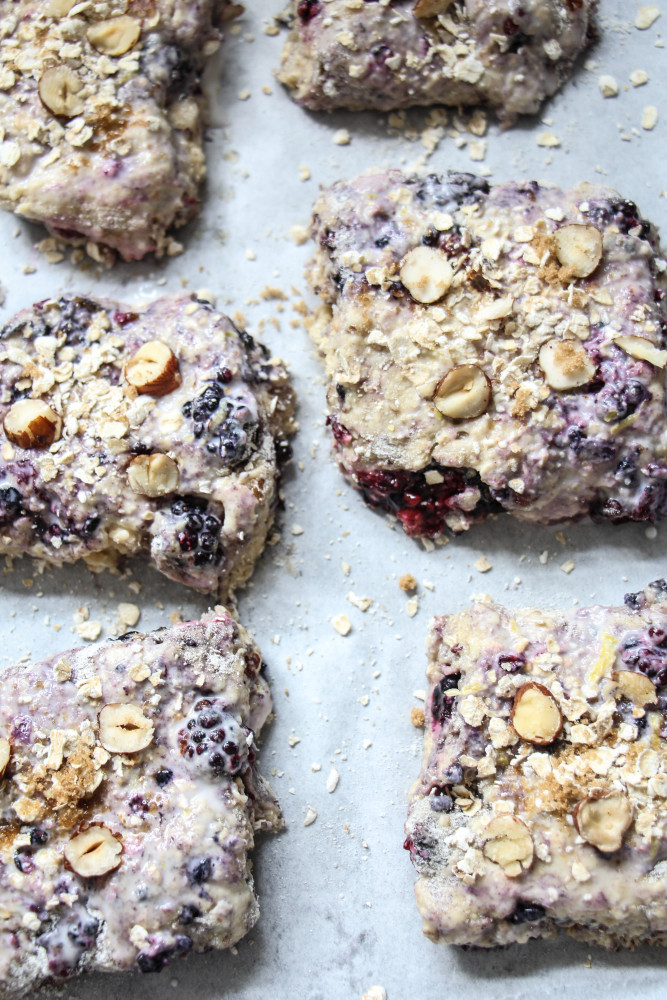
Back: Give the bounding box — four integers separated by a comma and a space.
0, 293, 296, 596
405, 581, 667, 948
307, 170, 667, 536
0, 611, 281, 998
278, 0, 597, 121
0, 1, 231, 260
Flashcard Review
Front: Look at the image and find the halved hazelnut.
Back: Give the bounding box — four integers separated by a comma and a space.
612, 670, 657, 707
614, 334, 667, 369
511, 682, 562, 745
399, 246, 453, 304
433, 364, 491, 420
414, 0, 453, 15
538, 339, 595, 391
553, 224, 603, 278
3, 399, 62, 450
87, 16, 141, 57
98, 703, 154, 753
64, 824, 122, 877
482, 815, 534, 877
124, 341, 181, 396
0, 738, 10, 778
38, 67, 85, 118
128, 454, 179, 498
573, 791, 633, 853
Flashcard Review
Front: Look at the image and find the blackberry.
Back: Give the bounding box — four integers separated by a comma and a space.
37, 907, 100, 978
0, 486, 22, 524
178, 903, 201, 925
620, 630, 667, 686
187, 856, 213, 885
494, 652, 526, 674
155, 768, 173, 787
509, 902, 546, 925
178, 697, 254, 777
53, 296, 103, 346
430, 673, 461, 725
137, 937, 191, 974
596, 379, 650, 423
182, 377, 259, 468
297, 0, 320, 21
170, 496, 223, 567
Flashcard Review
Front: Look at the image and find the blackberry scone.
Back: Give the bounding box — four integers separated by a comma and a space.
405, 580, 667, 948
278, 0, 597, 122
0, 1, 232, 260
308, 170, 667, 536
0, 293, 296, 596
0, 611, 281, 997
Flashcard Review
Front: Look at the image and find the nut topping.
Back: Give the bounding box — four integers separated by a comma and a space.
573, 792, 633, 853
414, 0, 453, 15
614, 334, 667, 369
87, 16, 141, 57
482, 815, 534, 877
64, 824, 122, 877
511, 682, 562, 745
38, 67, 85, 118
538, 338, 595, 391
128, 454, 179, 497
0, 738, 10, 778
434, 364, 491, 420
612, 670, 657, 707
98, 703, 154, 753
124, 341, 181, 396
3, 399, 62, 450
399, 246, 453, 304
552, 224, 603, 278
46, 0, 77, 14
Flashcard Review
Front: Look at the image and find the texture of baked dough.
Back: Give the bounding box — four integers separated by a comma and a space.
0, 294, 297, 597
0, 611, 281, 998
406, 580, 667, 948
307, 170, 667, 536
278, 0, 597, 121
0, 1, 230, 260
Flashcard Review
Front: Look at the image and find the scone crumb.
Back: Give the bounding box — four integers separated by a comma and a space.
642, 105, 658, 129
347, 592, 373, 612
598, 74, 619, 97
474, 557, 493, 573
333, 128, 351, 145
326, 768, 340, 793
399, 573, 418, 592
630, 69, 649, 86
407, 598, 419, 618
411, 707, 425, 728
635, 5, 661, 29
363, 986, 387, 1000
303, 806, 317, 827
560, 560, 576, 574
332, 614, 352, 636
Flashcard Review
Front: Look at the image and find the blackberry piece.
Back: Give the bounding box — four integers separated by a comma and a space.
155, 768, 173, 787
182, 379, 260, 468
297, 0, 320, 21
53, 296, 104, 346
596, 379, 650, 423
509, 902, 546, 925
177, 697, 254, 777
494, 652, 526, 674
37, 907, 100, 979
187, 856, 213, 885
0, 486, 22, 524
170, 496, 224, 568
430, 673, 461, 726
620, 630, 667, 686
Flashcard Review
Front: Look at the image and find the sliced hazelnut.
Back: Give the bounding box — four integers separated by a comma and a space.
614, 334, 667, 369
124, 341, 181, 396
612, 670, 657, 707
414, 0, 453, 15
64, 824, 122, 877
3, 399, 62, 450
552, 224, 603, 278
538, 338, 595, 391
399, 246, 453, 304
433, 364, 491, 420
87, 16, 141, 57
98, 703, 154, 754
511, 682, 562, 745
573, 791, 633, 853
0, 738, 10, 778
38, 67, 85, 118
482, 815, 534, 877
128, 454, 179, 497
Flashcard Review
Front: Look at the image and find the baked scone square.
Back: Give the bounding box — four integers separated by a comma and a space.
0, 611, 281, 997
405, 581, 667, 948
0, 1, 230, 260
278, 0, 597, 121
307, 170, 667, 536
0, 293, 296, 597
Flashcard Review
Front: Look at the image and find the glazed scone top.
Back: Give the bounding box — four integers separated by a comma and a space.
0, 1, 223, 258
0, 294, 296, 595
406, 582, 667, 948
309, 171, 667, 527
0, 612, 281, 998
279, 0, 596, 119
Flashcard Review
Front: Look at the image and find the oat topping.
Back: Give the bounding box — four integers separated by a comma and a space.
0, 294, 296, 597
308, 170, 667, 537
0, 612, 281, 996
0, 1, 230, 259
278, 0, 597, 123
405, 580, 667, 948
